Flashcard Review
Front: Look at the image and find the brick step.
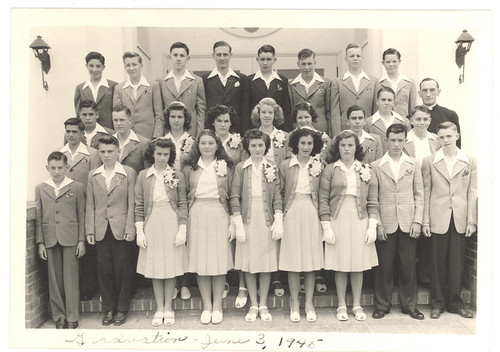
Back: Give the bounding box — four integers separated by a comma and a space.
80, 286, 472, 313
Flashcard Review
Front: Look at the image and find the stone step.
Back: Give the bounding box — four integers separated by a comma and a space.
80, 286, 472, 313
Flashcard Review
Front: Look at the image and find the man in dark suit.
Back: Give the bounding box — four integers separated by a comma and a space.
418, 78, 461, 148
202, 41, 249, 134
246, 45, 292, 132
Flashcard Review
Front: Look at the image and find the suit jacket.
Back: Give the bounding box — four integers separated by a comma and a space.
289, 77, 332, 135
422, 151, 477, 234
403, 131, 440, 159
35, 180, 85, 248
152, 73, 207, 138
428, 104, 462, 148
365, 113, 412, 154
331, 73, 377, 133
113, 81, 156, 139
361, 133, 384, 164
370, 155, 424, 234
74, 79, 118, 130
118, 133, 151, 175
86, 164, 137, 241
202, 72, 249, 134
86, 126, 115, 149
247, 73, 292, 132
134, 167, 188, 227
62, 145, 102, 189
375, 77, 417, 118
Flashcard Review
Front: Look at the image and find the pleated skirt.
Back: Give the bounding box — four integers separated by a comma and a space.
188, 198, 233, 276
137, 200, 188, 279
279, 194, 324, 272
235, 197, 279, 274
324, 196, 379, 272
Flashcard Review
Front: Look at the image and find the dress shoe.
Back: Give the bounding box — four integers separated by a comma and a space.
67, 321, 79, 329
447, 307, 474, 318
430, 307, 444, 319
401, 308, 425, 320
372, 309, 389, 319
55, 316, 67, 329
113, 311, 127, 326
102, 311, 115, 326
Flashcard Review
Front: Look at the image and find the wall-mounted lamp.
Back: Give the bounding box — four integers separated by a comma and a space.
455, 30, 474, 84
29, 35, 51, 90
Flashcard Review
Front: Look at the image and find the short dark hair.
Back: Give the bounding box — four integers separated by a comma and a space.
205, 105, 236, 130
164, 101, 192, 133
122, 51, 142, 64
377, 86, 396, 99
85, 51, 105, 65
326, 130, 365, 164
258, 44, 275, 56
183, 129, 232, 170
47, 151, 68, 164
346, 105, 366, 120
64, 117, 85, 132
79, 100, 98, 112
292, 102, 318, 123
419, 77, 440, 90
436, 121, 458, 132
98, 135, 119, 148
288, 127, 323, 157
242, 128, 271, 155
213, 41, 232, 53
250, 98, 285, 128
297, 48, 315, 60
382, 48, 401, 61
170, 42, 190, 55
112, 104, 132, 117
144, 138, 177, 166
386, 123, 408, 139
409, 105, 431, 118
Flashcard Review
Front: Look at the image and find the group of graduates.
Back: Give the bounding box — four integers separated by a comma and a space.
34, 39, 476, 330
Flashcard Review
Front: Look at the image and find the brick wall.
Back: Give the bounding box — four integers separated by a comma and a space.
25, 203, 50, 328
463, 234, 477, 309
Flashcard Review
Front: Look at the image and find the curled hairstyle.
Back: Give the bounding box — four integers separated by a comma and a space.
97, 135, 119, 149
242, 128, 271, 156
163, 101, 192, 133
47, 151, 68, 164
326, 130, 365, 164
144, 138, 177, 166
386, 123, 408, 139
346, 105, 366, 120
288, 127, 323, 157
79, 100, 98, 112
85, 51, 105, 65
251, 98, 285, 127
377, 86, 396, 99
122, 51, 142, 64
292, 101, 318, 123
205, 105, 236, 130
184, 130, 232, 170
64, 117, 85, 132
382, 48, 401, 61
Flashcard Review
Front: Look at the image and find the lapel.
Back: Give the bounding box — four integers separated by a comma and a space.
177, 78, 193, 97
107, 173, 126, 194
292, 83, 308, 100
371, 119, 387, 135
342, 77, 358, 96
379, 161, 397, 183
124, 86, 136, 103
253, 77, 269, 97
42, 184, 56, 199
434, 159, 451, 182
120, 140, 138, 162
135, 85, 148, 102
404, 142, 415, 158
397, 161, 414, 181
225, 75, 239, 94
56, 183, 73, 199
69, 153, 86, 170
81, 86, 94, 101
451, 160, 468, 180
165, 78, 178, 97
357, 77, 370, 95
396, 80, 407, 94
94, 173, 109, 193
95, 84, 109, 104
307, 81, 321, 99
268, 79, 282, 97
210, 75, 225, 95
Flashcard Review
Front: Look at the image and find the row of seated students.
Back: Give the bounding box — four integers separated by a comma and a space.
36, 95, 475, 329
74, 41, 461, 148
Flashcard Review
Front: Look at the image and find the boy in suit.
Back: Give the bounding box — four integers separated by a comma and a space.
86, 135, 137, 326
78, 100, 115, 149
74, 51, 117, 129
289, 48, 332, 136
60, 117, 101, 300
345, 105, 383, 164
371, 123, 424, 320
247, 45, 292, 132
422, 121, 476, 319
153, 42, 206, 138
202, 41, 248, 134
112, 105, 150, 175
113, 51, 156, 139
35, 152, 86, 329
331, 43, 377, 133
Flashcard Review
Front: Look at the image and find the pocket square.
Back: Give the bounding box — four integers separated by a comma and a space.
462, 169, 470, 177
405, 169, 414, 176
234, 81, 240, 87
104, 90, 112, 96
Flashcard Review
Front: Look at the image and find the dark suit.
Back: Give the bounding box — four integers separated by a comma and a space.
428, 105, 461, 148
74, 80, 118, 130
247, 73, 292, 132
202, 71, 249, 134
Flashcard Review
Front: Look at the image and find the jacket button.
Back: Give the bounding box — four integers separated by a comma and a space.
55, 210, 59, 214
56, 221, 60, 224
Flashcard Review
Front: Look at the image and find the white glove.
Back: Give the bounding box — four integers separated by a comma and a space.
271, 213, 284, 240
174, 224, 187, 247
321, 221, 336, 245
135, 222, 147, 249
233, 215, 246, 243
365, 218, 378, 244
228, 216, 236, 242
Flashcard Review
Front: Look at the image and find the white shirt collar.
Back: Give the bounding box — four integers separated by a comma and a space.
242, 156, 269, 169
93, 162, 127, 176
343, 70, 370, 81
291, 72, 325, 85
83, 76, 109, 90
378, 73, 412, 83
380, 152, 415, 167
197, 158, 217, 171
44, 176, 73, 190
289, 155, 314, 168
359, 130, 374, 142
164, 131, 190, 143
114, 129, 140, 143
146, 165, 171, 179
406, 129, 437, 143
433, 148, 469, 164
370, 111, 405, 125
123, 75, 150, 88
60, 142, 90, 155
208, 67, 239, 79
253, 69, 282, 82
93, 123, 108, 134
165, 70, 194, 81
333, 159, 362, 172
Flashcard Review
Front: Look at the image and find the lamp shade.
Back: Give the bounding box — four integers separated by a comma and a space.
455, 30, 475, 47
29, 35, 51, 57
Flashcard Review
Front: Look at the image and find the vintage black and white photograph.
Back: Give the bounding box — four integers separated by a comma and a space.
9, 6, 495, 352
